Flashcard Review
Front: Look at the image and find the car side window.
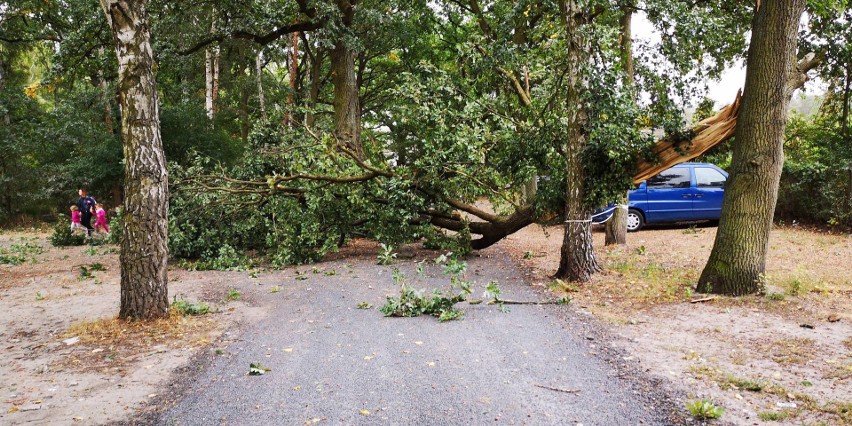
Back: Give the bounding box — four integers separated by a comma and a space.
647, 168, 691, 189
695, 168, 726, 188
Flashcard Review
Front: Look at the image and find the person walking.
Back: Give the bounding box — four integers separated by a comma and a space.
76, 188, 97, 236
94, 203, 110, 234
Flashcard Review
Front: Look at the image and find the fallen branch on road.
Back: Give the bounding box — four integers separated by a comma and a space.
534, 384, 580, 394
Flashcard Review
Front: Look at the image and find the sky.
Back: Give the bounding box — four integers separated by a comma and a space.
632, 12, 747, 108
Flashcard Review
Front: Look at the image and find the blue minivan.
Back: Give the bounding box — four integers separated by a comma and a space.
625, 162, 728, 231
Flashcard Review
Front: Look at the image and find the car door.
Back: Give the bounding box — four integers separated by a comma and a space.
692, 166, 728, 220
645, 167, 693, 222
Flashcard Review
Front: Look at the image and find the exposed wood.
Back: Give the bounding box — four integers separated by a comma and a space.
633, 92, 741, 184
689, 296, 717, 304
633, 53, 820, 185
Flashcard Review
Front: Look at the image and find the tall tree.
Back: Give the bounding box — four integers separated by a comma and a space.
99, 0, 170, 318
698, 0, 808, 295
604, 2, 635, 246
554, 0, 599, 280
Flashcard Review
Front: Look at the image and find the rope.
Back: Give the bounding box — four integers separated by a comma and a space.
564, 204, 629, 225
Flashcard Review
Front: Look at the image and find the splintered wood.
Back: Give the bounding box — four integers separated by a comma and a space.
632, 91, 742, 184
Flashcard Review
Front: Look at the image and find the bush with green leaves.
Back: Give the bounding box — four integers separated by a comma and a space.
171, 297, 211, 316
49, 217, 86, 247
686, 399, 724, 420
776, 114, 852, 228
380, 284, 469, 322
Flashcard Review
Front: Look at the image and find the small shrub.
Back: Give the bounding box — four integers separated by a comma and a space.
106, 208, 123, 244
226, 288, 241, 301
686, 399, 724, 420
377, 243, 397, 265
49, 218, 86, 247
171, 298, 210, 316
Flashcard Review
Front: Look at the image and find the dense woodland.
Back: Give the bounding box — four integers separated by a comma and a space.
1, 1, 851, 315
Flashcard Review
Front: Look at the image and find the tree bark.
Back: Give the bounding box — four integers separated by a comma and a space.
605, 5, 634, 246
99, 0, 170, 319
307, 42, 323, 128
555, 0, 599, 281
698, 0, 806, 296
331, 0, 364, 159
256, 51, 267, 120
204, 13, 219, 120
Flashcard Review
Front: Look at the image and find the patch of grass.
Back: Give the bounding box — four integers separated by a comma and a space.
686, 399, 724, 420
726, 376, 765, 392
758, 337, 817, 365
63, 313, 208, 348
683, 225, 704, 235
606, 257, 698, 303
817, 401, 852, 424
548, 279, 580, 293
842, 337, 852, 351
823, 361, 852, 381
171, 298, 210, 316
226, 288, 241, 301
766, 292, 786, 301
758, 411, 788, 421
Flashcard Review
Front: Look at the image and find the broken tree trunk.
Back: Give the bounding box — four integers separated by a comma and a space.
632, 91, 742, 184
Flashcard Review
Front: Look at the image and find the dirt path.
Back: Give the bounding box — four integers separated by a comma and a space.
143, 251, 681, 425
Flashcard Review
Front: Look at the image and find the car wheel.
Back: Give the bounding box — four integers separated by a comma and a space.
626, 209, 644, 232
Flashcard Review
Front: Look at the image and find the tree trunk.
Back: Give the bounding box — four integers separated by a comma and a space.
307, 43, 323, 128
256, 51, 267, 120
698, 0, 806, 296
285, 32, 299, 127
99, 0, 169, 319
331, 1, 364, 159
605, 5, 634, 246
555, 0, 599, 281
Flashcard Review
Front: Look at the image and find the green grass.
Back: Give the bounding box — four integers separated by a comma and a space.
758, 411, 788, 421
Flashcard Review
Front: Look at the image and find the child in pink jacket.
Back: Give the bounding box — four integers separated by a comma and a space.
94, 203, 110, 234
70, 206, 85, 232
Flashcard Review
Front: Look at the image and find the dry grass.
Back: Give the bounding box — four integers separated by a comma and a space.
57, 311, 215, 372
64, 310, 210, 345
756, 337, 819, 366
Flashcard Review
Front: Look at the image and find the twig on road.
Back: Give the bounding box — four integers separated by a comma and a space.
534, 384, 580, 394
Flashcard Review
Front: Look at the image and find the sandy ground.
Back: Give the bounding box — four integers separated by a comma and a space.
499, 223, 852, 425
0, 231, 268, 426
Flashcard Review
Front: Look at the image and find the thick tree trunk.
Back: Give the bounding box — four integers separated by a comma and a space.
555, 0, 599, 281
698, 0, 806, 296
605, 6, 634, 246
256, 51, 267, 120
100, 0, 169, 319
331, 0, 364, 159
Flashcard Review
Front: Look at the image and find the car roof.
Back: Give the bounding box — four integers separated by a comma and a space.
673, 162, 717, 167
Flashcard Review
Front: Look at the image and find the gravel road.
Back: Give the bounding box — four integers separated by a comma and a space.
153, 251, 680, 425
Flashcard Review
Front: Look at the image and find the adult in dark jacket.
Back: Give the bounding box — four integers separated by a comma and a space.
76, 188, 97, 235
